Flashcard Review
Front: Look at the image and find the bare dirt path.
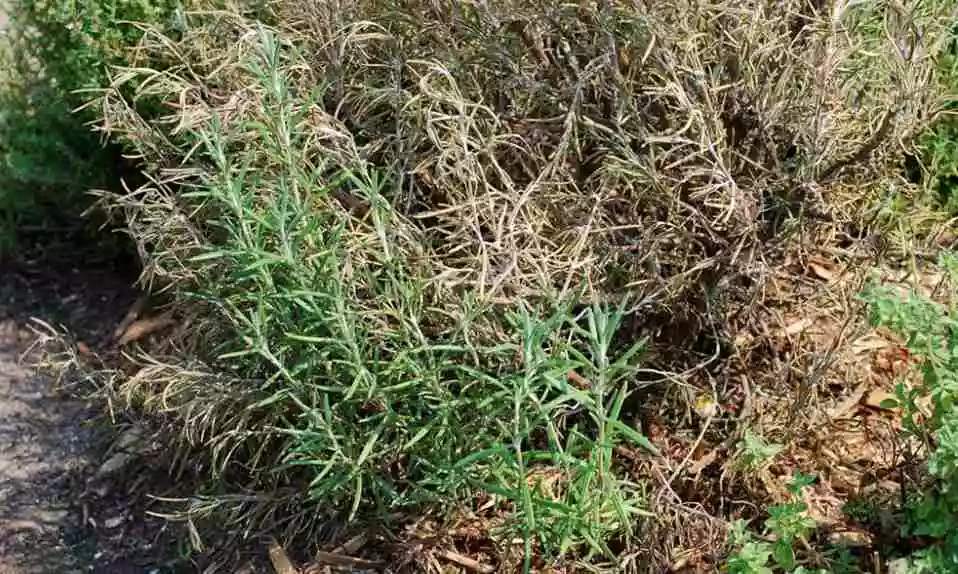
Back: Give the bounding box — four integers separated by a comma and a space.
0, 249, 172, 573
0, 321, 95, 573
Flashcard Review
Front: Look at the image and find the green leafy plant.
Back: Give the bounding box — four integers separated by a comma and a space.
726, 473, 820, 574
84, 28, 659, 566
58, 0, 956, 569
861, 253, 958, 572
735, 430, 785, 471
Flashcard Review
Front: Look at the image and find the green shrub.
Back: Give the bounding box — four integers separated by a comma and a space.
91, 28, 658, 562
734, 430, 784, 471
0, 0, 180, 248
915, 22, 958, 212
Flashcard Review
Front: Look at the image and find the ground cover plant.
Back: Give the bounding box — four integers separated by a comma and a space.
19, 0, 958, 571
856, 257, 958, 572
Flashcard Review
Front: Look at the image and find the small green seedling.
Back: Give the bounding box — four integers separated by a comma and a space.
735, 430, 784, 471
726, 473, 820, 574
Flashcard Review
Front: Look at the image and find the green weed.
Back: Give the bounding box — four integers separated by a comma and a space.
726, 474, 821, 574
735, 430, 784, 471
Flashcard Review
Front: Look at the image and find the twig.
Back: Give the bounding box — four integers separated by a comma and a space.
667, 411, 714, 486
314, 551, 384, 569
437, 549, 495, 574
817, 109, 895, 183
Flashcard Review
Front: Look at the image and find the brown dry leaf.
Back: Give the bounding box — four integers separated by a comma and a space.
116, 313, 176, 346
873, 349, 896, 373
826, 384, 868, 420
802, 485, 845, 526
780, 317, 814, 337
687, 448, 719, 475
850, 334, 890, 355
268, 539, 298, 574
113, 296, 147, 340
918, 272, 945, 298
864, 389, 898, 410
567, 370, 591, 389
808, 260, 835, 281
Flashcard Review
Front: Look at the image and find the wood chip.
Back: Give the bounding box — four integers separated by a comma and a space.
116, 313, 176, 346
268, 539, 298, 574
437, 549, 495, 574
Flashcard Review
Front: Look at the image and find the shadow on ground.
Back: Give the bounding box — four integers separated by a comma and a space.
0, 242, 188, 573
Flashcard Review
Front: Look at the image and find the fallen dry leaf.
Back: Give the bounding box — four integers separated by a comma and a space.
808, 260, 836, 281
850, 333, 891, 355
687, 448, 719, 475
113, 296, 147, 340
826, 384, 868, 420
567, 370, 591, 389
864, 388, 899, 411
116, 313, 176, 346
780, 317, 814, 337
437, 549, 495, 574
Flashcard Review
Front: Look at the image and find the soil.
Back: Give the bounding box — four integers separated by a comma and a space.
0, 245, 179, 573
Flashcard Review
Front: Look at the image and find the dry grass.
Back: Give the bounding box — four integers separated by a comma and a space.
43, 0, 958, 570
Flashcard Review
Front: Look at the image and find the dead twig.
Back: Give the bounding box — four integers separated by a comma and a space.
437, 549, 495, 574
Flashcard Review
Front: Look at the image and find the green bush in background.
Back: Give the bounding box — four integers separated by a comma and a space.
920, 24, 958, 213
0, 0, 180, 250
